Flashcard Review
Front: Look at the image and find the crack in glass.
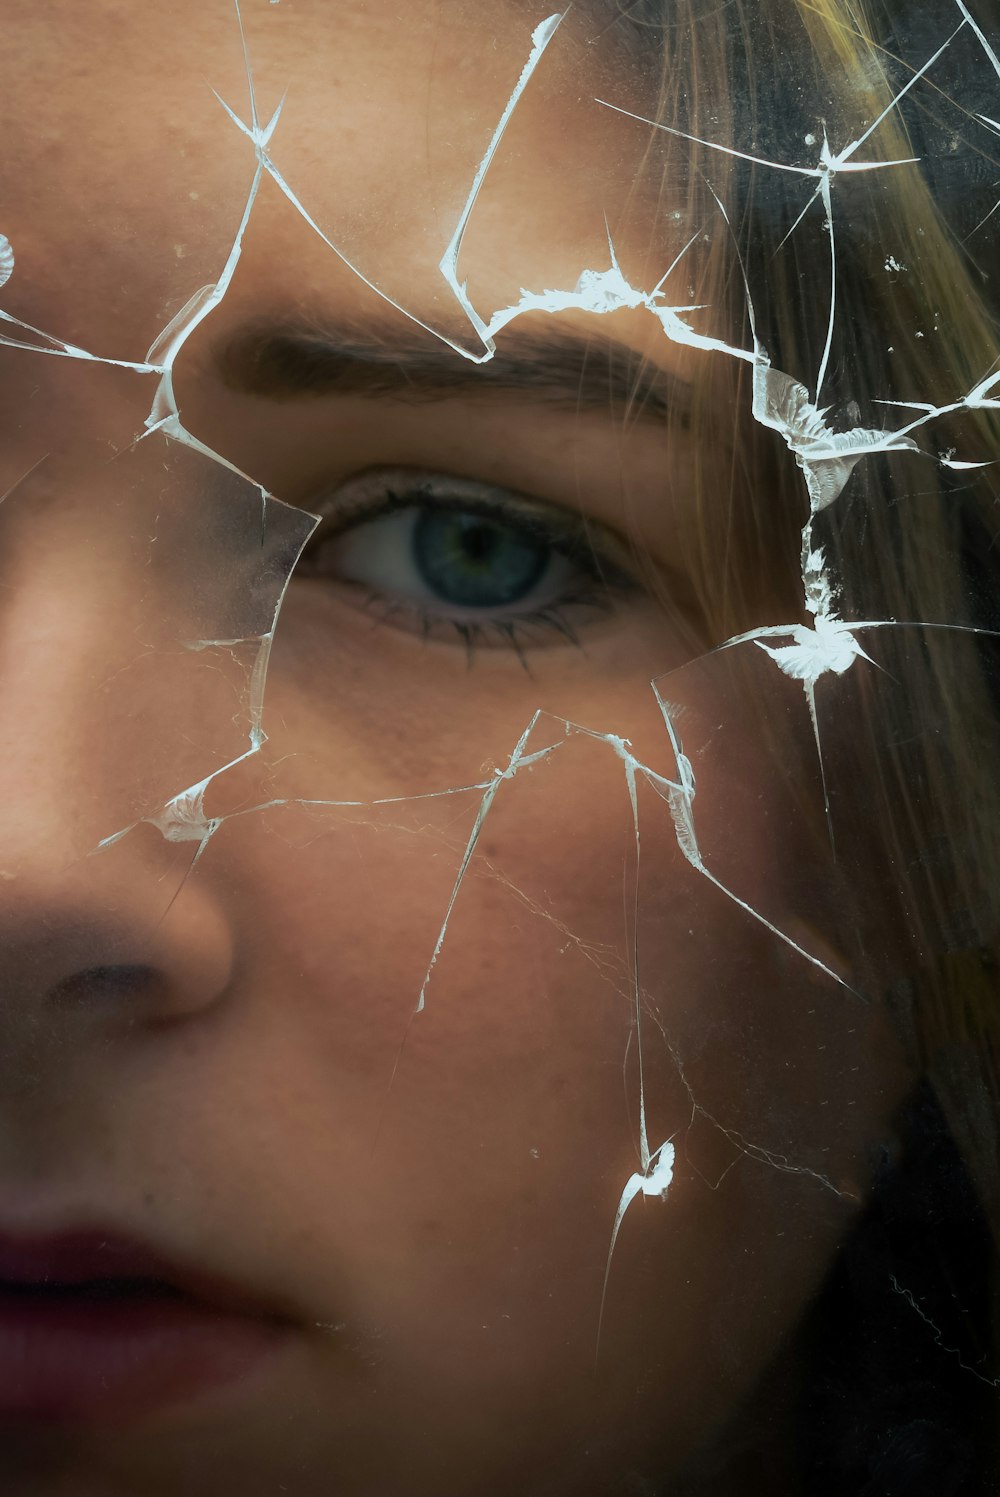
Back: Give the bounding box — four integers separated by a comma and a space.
0, 0, 997, 1491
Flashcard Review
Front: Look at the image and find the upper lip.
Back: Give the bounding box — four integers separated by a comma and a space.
0, 1227, 277, 1316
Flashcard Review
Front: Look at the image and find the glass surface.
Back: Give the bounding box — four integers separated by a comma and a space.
0, 2, 998, 1492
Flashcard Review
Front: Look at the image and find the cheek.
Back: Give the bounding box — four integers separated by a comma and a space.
183, 619, 906, 1472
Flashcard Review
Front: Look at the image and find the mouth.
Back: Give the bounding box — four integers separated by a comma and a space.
0, 1228, 290, 1423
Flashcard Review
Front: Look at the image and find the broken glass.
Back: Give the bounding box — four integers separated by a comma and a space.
0, 0, 997, 1492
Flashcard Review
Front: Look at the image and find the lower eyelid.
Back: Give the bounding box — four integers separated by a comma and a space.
352, 586, 617, 656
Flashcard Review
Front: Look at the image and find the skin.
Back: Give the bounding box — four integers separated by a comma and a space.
0, 3, 911, 1493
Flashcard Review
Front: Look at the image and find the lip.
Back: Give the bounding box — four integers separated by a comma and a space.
0, 1227, 291, 1423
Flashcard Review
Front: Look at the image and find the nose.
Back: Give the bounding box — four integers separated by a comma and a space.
0, 849, 234, 1153
0, 485, 237, 1076
0, 656, 238, 1106
0, 837, 234, 1054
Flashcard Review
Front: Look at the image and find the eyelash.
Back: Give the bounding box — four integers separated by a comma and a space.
367, 583, 612, 665
296, 472, 638, 663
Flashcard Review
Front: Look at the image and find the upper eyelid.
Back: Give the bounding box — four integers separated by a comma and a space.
306, 467, 638, 578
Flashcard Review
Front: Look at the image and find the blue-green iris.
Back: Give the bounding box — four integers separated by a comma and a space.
412, 510, 548, 609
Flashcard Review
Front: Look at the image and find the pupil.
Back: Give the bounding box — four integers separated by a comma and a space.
462, 524, 496, 564
413, 510, 548, 609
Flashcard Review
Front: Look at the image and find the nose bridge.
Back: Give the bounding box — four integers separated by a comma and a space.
0, 510, 142, 863
0, 478, 259, 862
0, 385, 319, 862
2, 556, 95, 796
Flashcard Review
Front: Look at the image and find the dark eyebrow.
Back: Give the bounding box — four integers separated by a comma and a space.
212, 316, 690, 427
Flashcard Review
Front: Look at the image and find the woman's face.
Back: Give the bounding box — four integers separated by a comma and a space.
0, 3, 910, 1493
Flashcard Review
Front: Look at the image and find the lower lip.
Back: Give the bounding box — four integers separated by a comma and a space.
0, 1289, 287, 1423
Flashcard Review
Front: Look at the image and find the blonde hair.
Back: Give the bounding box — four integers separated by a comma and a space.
597, 0, 1000, 1459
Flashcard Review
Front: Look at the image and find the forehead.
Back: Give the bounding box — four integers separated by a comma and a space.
2, 1, 660, 364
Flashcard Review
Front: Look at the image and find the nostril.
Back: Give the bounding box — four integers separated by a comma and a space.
0, 870, 234, 1028
47, 964, 166, 1009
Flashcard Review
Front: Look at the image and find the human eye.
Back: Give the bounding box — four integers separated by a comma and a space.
294, 467, 639, 657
